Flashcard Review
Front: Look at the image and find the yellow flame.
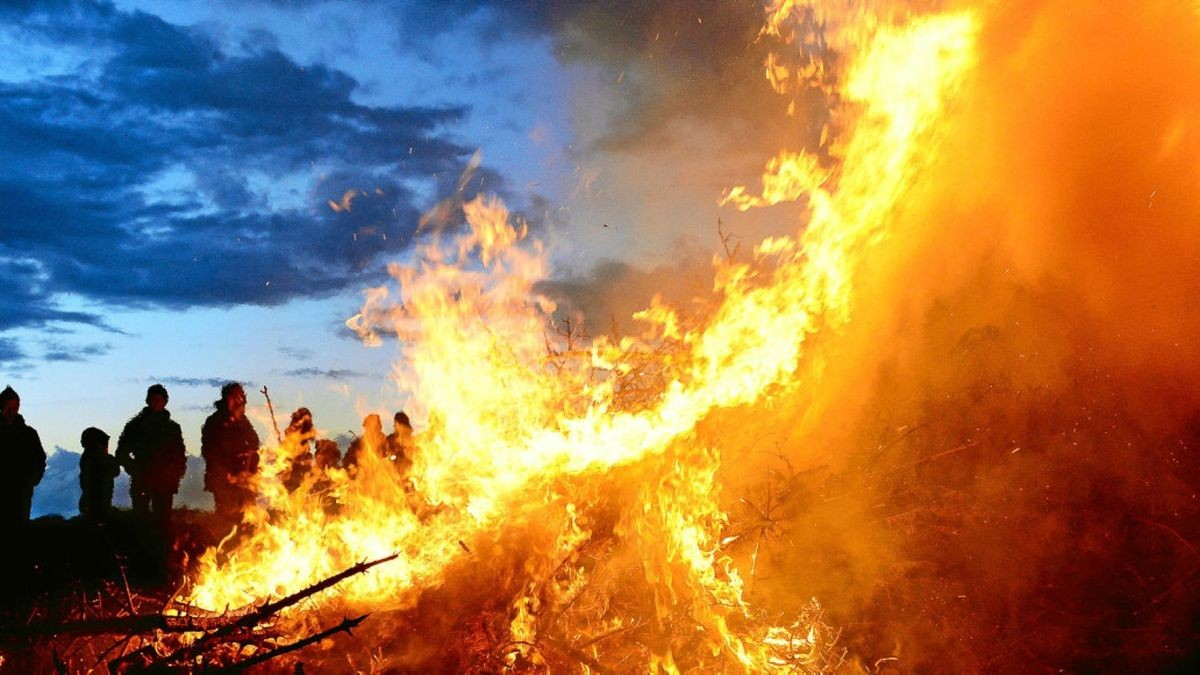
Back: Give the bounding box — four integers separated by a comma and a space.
188, 4, 980, 670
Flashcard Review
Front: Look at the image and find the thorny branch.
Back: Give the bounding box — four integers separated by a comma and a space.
150, 552, 398, 669
219, 614, 370, 671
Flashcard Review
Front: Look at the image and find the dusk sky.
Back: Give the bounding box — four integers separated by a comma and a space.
2, 0, 799, 515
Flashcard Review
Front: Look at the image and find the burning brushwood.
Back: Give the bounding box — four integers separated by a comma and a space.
142, 552, 397, 670
1, 552, 398, 673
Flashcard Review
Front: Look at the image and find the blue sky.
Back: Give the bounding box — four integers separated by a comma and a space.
0, 0, 807, 515
2, 0, 574, 468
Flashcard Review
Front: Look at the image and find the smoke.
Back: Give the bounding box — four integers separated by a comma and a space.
536, 0, 820, 281
528, 0, 1200, 670
681, 1, 1200, 671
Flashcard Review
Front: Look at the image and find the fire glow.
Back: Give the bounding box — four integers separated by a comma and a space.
175, 0, 1200, 670
183, 3, 979, 669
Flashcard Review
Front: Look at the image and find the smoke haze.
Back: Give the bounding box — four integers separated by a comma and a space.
540, 0, 1200, 670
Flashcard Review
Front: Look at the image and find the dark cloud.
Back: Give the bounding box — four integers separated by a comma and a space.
0, 258, 117, 332
217, 0, 554, 46
41, 340, 112, 362
0, 337, 25, 362
283, 367, 365, 380
0, 0, 494, 333
151, 376, 255, 389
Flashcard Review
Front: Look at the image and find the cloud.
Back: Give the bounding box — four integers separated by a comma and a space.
283, 367, 365, 380
0, 336, 24, 362
33, 447, 210, 517
32, 446, 80, 518
0, 0, 496, 332
0, 257, 117, 332
41, 340, 112, 362
277, 346, 314, 360
150, 376, 256, 389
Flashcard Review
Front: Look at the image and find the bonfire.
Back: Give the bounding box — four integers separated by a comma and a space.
4, 0, 1200, 672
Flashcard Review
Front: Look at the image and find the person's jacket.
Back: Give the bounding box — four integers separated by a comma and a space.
116, 408, 186, 491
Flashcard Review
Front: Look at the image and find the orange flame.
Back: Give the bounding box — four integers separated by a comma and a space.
188, 3, 981, 669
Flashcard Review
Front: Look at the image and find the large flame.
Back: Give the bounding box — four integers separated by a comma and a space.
188, 2, 983, 668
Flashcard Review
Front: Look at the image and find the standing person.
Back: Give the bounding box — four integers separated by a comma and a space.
343, 413, 386, 473
282, 407, 315, 492
311, 438, 342, 514
201, 383, 260, 525
0, 386, 46, 529
116, 384, 187, 526
79, 427, 120, 522
387, 411, 415, 476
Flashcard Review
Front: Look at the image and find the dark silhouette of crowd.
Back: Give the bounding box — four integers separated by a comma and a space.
0, 382, 421, 536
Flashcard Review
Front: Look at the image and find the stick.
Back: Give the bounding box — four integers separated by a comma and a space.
261, 385, 283, 443
155, 552, 398, 668
217, 614, 369, 671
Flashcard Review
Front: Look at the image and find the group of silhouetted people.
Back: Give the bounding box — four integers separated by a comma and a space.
0, 381, 419, 533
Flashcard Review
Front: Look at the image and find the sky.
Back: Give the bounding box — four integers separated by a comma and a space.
0, 0, 804, 516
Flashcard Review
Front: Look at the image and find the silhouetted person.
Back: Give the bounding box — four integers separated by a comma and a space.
313, 438, 340, 473
387, 411, 415, 476
343, 413, 386, 473
0, 386, 46, 530
201, 383, 260, 525
311, 439, 342, 513
282, 407, 315, 492
79, 427, 119, 522
116, 384, 187, 526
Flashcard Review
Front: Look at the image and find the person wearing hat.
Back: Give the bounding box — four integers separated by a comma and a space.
79, 427, 120, 521
116, 384, 187, 526
0, 386, 46, 529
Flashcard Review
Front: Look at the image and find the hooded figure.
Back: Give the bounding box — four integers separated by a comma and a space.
79, 427, 120, 521
0, 386, 46, 528
201, 382, 260, 524
116, 384, 187, 525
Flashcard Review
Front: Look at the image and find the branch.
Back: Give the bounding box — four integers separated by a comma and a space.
260, 385, 283, 444
155, 552, 398, 668
217, 614, 369, 671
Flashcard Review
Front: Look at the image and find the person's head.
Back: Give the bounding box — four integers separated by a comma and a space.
0, 386, 19, 422
146, 383, 169, 412
219, 382, 247, 419
81, 427, 110, 453
393, 411, 412, 433
289, 407, 313, 432
314, 439, 340, 468
363, 413, 383, 435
